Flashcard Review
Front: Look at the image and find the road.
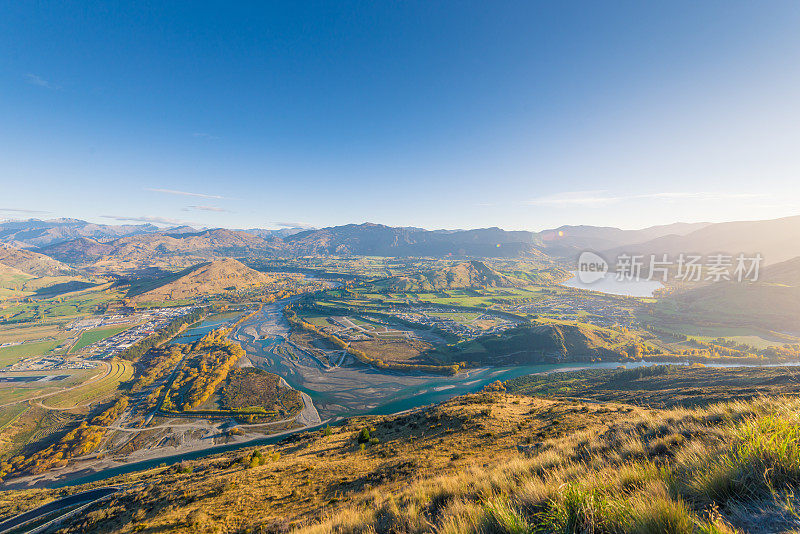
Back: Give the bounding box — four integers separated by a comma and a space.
0, 487, 118, 533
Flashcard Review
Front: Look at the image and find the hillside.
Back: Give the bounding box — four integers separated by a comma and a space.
656, 256, 800, 333
506, 364, 800, 407
389, 260, 528, 291
603, 214, 800, 266
761, 255, 800, 285
106, 229, 275, 265
129, 258, 277, 302
37, 237, 114, 264
0, 262, 34, 295
0, 245, 73, 276
427, 322, 629, 366
4, 368, 800, 533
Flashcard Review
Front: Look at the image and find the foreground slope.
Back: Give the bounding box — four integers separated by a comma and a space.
4, 366, 800, 533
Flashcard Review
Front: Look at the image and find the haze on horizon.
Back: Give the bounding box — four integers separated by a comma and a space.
2, 1, 800, 232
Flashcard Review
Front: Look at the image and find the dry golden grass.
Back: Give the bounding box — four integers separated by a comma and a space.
1, 392, 798, 534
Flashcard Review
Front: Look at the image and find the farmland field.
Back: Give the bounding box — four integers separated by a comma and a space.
0, 405, 28, 430
0, 322, 65, 344
0, 287, 124, 323
0, 340, 62, 368
0, 369, 96, 406
41, 361, 133, 409
69, 323, 134, 353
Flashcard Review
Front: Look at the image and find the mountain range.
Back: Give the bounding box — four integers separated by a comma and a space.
0, 218, 163, 248
281, 224, 544, 257
0, 218, 303, 249
600, 215, 800, 266
3, 215, 800, 268
538, 221, 712, 257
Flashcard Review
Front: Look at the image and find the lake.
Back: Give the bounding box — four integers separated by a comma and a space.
560, 271, 664, 297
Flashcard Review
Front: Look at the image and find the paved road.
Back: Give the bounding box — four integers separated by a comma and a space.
0, 487, 118, 533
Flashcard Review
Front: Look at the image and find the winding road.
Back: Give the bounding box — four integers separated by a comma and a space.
0, 487, 119, 534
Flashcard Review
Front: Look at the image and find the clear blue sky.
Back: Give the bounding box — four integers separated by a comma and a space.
2, 1, 800, 231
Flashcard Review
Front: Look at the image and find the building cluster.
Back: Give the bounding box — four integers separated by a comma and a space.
3, 356, 98, 373
390, 306, 519, 339
85, 306, 197, 358
511, 294, 634, 327
67, 314, 134, 331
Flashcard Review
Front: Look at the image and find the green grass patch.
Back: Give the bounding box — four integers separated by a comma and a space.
1, 288, 124, 323
0, 339, 60, 368
70, 324, 134, 353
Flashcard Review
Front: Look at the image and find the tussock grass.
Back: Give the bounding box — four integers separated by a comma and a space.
676, 403, 800, 508
299, 397, 800, 534
18, 391, 800, 534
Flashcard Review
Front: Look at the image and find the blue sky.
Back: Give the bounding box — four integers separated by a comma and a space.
2, 1, 800, 231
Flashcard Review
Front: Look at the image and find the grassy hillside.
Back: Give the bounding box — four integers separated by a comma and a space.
761, 255, 800, 285
655, 257, 800, 334
129, 258, 277, 302
426, 323, 630, 366
505, 364, 800, 407
5, 368, 800, 533
389, 260, 528, 291
0, 263, 34, 295
0, 245, 72, 277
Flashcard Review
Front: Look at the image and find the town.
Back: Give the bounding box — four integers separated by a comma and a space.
69, 306, 197, 358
